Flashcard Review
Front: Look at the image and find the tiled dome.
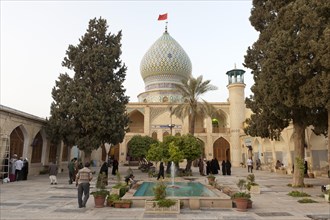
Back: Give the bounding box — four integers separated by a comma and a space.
140, 32, 192, 81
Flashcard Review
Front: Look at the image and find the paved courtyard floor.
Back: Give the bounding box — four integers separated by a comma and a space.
0, 165, 329, 220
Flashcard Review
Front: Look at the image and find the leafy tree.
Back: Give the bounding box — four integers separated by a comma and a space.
244, 0, 329, 186
127, 135, 158, 160
298, 3, 330, 169
146, 142, 164, 163
149, 135, 202, 172
168, 142, 184, 165
171, 75, 218, 171
176, 134, 203, 170
46, 17, 129, 162
46, 74, 77, 147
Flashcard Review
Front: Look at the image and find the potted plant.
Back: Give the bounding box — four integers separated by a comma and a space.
231, 179, 251, 212
91, 172, 109, 208
113, 199, 132, 208
106, 194, 120, 207
246, 174, 260, 194
207, 174, 216, 185
111, 171, 129, 197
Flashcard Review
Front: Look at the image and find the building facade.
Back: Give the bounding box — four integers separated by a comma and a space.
0, 30, 328, 177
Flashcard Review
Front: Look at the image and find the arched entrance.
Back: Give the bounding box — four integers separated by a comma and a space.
31, 132, 43, 163
10, 126, 24, 158
128, 110, 144, 133
213, 137, 230, 162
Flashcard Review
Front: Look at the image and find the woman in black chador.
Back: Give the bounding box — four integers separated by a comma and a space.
157, 162, 165, 180
209, 159, 218, 174
99, 161, 108, 185
221, 160, 227, 175
112, 159, 119, 175
225, 160, 231, 176
21, 158, 29, 180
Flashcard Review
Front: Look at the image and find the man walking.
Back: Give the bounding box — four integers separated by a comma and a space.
75, 162, 93, 208
48, 162, 58, 185
247, 157, 253, 173
68, 158, 75, 184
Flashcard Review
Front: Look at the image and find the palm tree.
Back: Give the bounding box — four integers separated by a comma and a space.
171, 75, 219, 171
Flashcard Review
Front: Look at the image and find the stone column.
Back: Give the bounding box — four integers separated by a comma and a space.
226, 68, 246, 167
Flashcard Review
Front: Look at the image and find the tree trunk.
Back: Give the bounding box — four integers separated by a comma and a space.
84, 150, 92, 163
327, 109, 330, 178
189, 112, 195, 135
292, 122, 305, 187
185, 159, 192, 172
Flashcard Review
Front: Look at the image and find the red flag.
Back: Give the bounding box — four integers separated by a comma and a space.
158, 13, 168, 21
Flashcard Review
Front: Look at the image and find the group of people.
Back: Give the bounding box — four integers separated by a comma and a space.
68, 158, 84, 184
8, 154, 29, 182
74, 158, 120, 208
198, 158, 232, 176
246, 157, 262, 173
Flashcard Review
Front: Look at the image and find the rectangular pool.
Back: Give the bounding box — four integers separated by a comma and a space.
133, 182, 218, 197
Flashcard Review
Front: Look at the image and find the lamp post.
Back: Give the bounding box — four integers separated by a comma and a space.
168, 124, 175, 135
169, 106, 175, 135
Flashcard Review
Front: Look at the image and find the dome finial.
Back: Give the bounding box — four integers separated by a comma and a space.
234, 63, 236, 69
165, 21, 168, 33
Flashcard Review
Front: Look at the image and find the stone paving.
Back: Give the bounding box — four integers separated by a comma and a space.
0, 165, 329, 220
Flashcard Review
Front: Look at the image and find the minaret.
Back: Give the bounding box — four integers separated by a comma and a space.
226, 68, 246, 167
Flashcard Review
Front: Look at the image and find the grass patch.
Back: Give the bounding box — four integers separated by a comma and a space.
288, 190, 310, 197
287, 183, 313, 188
298, 198, 318, 203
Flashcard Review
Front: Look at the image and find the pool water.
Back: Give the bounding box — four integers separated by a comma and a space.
133, 182, 218, 197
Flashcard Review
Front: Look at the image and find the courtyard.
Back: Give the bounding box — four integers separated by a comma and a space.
0, 165, 329, 220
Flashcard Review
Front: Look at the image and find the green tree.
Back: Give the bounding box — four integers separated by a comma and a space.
127, 135, 158, 161
146, 142, 164, 163
244, 0, 329, 186
298, 4, 330, 170
159, 135, 203, 172
176, 134, 203, 170
46, 17, 129, 162
168, 143, 185, 165
171, 75, 218, 171
46, 74, 77, 148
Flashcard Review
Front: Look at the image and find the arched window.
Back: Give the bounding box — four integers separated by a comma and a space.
163, 131, 170, 138
48, 143, 57, 163
152, 132, 158, 140
31, 132, 43, 163
62, 144, 69, 161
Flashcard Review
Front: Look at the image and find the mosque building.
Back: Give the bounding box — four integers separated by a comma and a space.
0, 29, 328, 177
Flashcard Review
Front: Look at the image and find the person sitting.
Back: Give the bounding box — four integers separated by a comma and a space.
321, 184, 330, 192
124, 174, 136, 188
275, 160, 283, 169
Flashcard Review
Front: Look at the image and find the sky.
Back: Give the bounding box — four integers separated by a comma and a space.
1, 0, 258, 118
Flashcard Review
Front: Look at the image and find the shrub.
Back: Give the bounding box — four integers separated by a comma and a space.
119, 186, 129, 197
298, 198, 318, 203
157, 199, 177, 208
107, 194, 120, 202
236, 179, 247, 191
231, 192, 251, 200
91, 189, 109, 197
246, 174, 255, 183
288, 191, 310, 197
153, 181, 166, 200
